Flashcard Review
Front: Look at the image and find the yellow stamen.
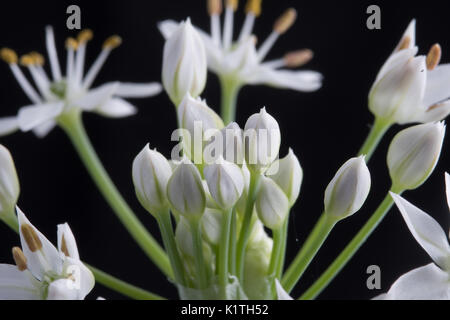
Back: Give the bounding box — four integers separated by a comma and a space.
397, 36, 411, 51
208, 0, 223, 15
284, 49, 313, 68
12, 247, 27, 271
20, 54, 35, 67
21, 224, 43, 252
77, 29, 93, 44
0, 48, 18, 64
274, 8, 297, 34
226, 0, 238, 10
245, 0, 261, 17
103, 35, 122, 49
29, 52, 45, 66
65, 37, 79, 51
426, 43, 441, 71
60, 235, 70, 257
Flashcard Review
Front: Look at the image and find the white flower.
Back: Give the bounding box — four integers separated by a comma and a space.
369, 20, 450, 125
162, 19, 207, 106
0, 144, 20, 215
0, 208, 94, 300
256, 176, 289, 230
0, 27, 162, 138
158, 0, 322, 92
377, 174, 450, 300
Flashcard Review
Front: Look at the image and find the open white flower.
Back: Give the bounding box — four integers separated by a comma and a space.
377, 174, 450, 300
0, 208, 94, 300
158, 0, 322, 92
0, 27, 162, 138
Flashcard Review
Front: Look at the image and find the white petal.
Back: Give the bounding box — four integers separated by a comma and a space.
17, 102, 64, 132
47, 279, 79, 300
381, 263, 450, 300
115, 82, 162, 98
419, 99, 450, 123
63, 257, 95, 300
74, 82, 119, 111
275, 279, 293, 300
446, 172, 450, 213
0, 117, 19, 136
393, 19, 416, 53
391, 193, 450, 269
57, 223, 79, 260
375, 47, 418, 84
0, 264, 40, 300
32, 120, 56, 138
249, 68, 323, 92
158, 19, 179, 39
423, 64, 450, 107
95, 98, 137, 118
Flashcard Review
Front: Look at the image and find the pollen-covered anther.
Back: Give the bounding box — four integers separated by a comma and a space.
274, 8, 297, 34
21, 224, 43, 252
398, 36, 411, 51
29, 52, 45, 66
12, 247, 27, 271
284, 49, 313, 68
60, 235, 70, 257
103, 35, 122, 49
208, 0, 223, 15
245, 0, 262, 17
426, 43, 441, 71
0, 48, 18, 64
77, 29, 93, 44
19, 54, 35, 67
65, 37, 78, 50
226, 0, 238, 11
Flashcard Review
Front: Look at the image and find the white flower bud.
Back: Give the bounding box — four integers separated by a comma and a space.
387, 122, 445, 191
167, 158, 206, 219
324, 156, 371, 220
201, 208, 222, 246
162, 19, 207, 106
244, 108, 281, 172
266, 148, 303, 206
203, 157, 245, 210
256, 176, 289, 230
208, 122, 244, 165
176, 217, 212, 263
132, 144, 172, 216
0, 144, 20, 215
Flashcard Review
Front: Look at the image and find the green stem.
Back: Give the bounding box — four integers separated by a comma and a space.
300, 189, 402, 300
281, 213, 336, 293
2, 211, 19, 232
276, 218, 289, 279
268, 228, 283, 278
236, 173, 261, 280
58, 110, 172, 279
220, 76, 241, 124
190, 218, 208, 290
228, 209, 237, 275
358, 118, 391, 161
218, 209, 233, 299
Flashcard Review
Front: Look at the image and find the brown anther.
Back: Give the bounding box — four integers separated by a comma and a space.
426, 43, 441, 71
77, 29, 93, 44
103, 35, 122, 49
60, 235, 70, 257
65, 37, 79, 50
21, 224, 43, 252
226, 0, 238, 11
274, 8, 297, 34
19, 54, 35, 67
428, 103, 442, 111
12, 247, 27, 271
397, 36, 411, 51
29, 52, 45, 66
0, 48, 18, 64
284, 49, 313, 68
245, 0, 262, 17
208, 0, 223, 15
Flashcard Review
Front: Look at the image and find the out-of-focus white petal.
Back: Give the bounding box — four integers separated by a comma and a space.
391, 193, 450, 269
445, 172, 450, 213
47, 279, 79, 300
57, 223, 79, 260
32, 120, 56, 138
0, 264, 40, 300
419, 99, 450, 123
114, 82, 162, 98
423, 64, 450, 107
17, 102, 64, 132
74, 82, 119, 111
0, 117, 19, 136
63, 257, 95, 300
158, 19, 179, 39
275, 279, 293, 300
250, 68, 323, 92
95, 98, 137, 118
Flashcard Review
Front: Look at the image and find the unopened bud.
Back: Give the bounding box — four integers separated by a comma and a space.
0, 145, 20, 217
256, 176, 289, 230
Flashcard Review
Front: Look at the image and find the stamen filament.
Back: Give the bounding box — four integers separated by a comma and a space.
10, 64, 42, 104
223, 6, 235, 49
257, 31, 278, 61
82, 49, 110, 90
211, 14, 222, 47
45, 26, 62, 81
238, 13, 255, 42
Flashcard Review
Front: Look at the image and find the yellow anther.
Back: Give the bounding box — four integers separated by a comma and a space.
12, 247, 27, 271
29, 52, 45, 66
226, 0, 238, 11
103, 35, 122, 49
60, 235, 69, 257
65, 37, 79, 50
274, 8, 297, 34
426, 43, 441, 71
0, 48, 18, 64
245, 0, 261, 17
397, 36, 411, 51
21, 224, 43, 252
208, 0, 223, 15
284, 49, 313, 68
77, 29, 93, 44
20, 54, 35, 67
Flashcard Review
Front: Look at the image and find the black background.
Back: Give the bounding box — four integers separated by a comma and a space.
0, 0, 449, 300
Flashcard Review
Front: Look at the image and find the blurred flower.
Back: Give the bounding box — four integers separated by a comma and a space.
0, 144, 20, 217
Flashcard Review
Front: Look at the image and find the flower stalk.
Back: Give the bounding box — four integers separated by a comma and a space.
357, 118, 391, 161
220, 76, 241, 124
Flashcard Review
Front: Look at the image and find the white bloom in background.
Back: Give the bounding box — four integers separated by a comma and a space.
324, 156, 371, 220
0, 27, 162, 138
0, 208, 94, 300
132, 144, 172, 216
159, 0, 322, 92
387, 122, 445, 191
369, 20, 450, 125
377, 174, 450, 300
256, 176, 289, 230
162, 19, 207, 106
0, 144, 20, 216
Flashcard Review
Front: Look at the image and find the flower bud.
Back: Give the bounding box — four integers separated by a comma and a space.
176, 217, 212, 264
201, 208, 222, 246
207, 122, 244, 165
387, 122, 445, 191
162, 19, 207, 106
167, 158, 206, 219
203, 157, 245, 210
132, 144, 172, 216
0, 144, 20, 215
324, 156, 371, 220
266, 148, 303, 206
256, 176, 289, 230
244, 108, 281, 172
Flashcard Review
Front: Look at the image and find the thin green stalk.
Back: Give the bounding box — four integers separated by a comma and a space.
190, 218, 208, 290
228, 209, 237, 275
218, 209, 233, 299
220, 76, 241, 124
58, 110, 172, 279
276, 218, 289, 279
282, 213, 336, 293
300, 189, 403, 300
268, 228, 283, 277
358, 118, 391, 161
